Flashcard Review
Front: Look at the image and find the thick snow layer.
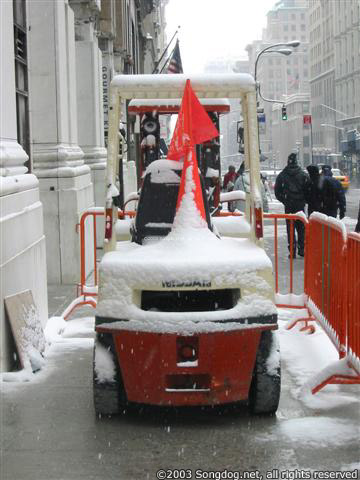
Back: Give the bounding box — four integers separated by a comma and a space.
277, 417, 359, 447
150, 168, 181, 184
212, 216, 250, 237
145, 222, 173, 228
98, 294, 276, 335
115, 218, 132, 240
310, 212, 347, 241
94, 343, 116, 383
278, 308, 359, 410
275, 293, 306, 307
128, 98, 230, 108
145, 159, 183, 174
220, 190, 246, 202
172, 164, 208, 230
96, 227, 275, 325
0, 317, 95, 383
111, 73, 255, 99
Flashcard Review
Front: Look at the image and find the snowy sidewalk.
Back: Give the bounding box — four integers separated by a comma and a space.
1, 307, 359, 479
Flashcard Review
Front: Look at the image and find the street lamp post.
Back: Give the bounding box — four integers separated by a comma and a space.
254, 40, 300, 161
254, 40, 300, 104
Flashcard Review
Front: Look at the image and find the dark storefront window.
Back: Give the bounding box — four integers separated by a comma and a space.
13, 0, 31, 171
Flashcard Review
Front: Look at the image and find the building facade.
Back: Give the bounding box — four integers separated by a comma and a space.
0, 0, 167, 372
334, 0, 360, 178
308, 0, 337, 163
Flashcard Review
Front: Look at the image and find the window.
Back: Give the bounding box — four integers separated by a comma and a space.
284, 24, 289, 31
291, 24, 296, 31
13, 0, 30, 171
301, 24, 306, 31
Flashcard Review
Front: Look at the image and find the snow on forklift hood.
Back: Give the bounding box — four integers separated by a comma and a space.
96, 227, 276, 333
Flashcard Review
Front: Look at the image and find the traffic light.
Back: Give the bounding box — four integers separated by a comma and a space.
282, 105, 287, 121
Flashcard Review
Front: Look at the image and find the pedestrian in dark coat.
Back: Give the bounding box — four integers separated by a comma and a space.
321, 165, 346, 219
306, 165, 323, 217
275, 153, 309, 257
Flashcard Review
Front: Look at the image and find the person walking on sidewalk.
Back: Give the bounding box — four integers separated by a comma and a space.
306, 164, 323, 217
275, 153, 309, 257
321, 165, 346, 219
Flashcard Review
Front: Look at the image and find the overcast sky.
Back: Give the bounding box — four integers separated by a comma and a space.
165, 0, 277, 73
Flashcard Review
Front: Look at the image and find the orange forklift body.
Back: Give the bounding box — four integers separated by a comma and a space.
96, 325, 276, 406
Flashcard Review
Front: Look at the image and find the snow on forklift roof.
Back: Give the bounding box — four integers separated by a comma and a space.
111, 73, 255, 99
128, 98, 231, 114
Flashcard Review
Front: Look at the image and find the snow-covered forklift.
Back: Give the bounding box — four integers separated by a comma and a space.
127, 97, 229, 212
94, 74, 280, 416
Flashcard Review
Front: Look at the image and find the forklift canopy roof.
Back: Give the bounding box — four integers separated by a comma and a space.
111, 73, 255, 99
128, 98, 231, 114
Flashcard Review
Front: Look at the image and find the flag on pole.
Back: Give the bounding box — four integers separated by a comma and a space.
166, 39, 183, 74
167, 79, 219, 221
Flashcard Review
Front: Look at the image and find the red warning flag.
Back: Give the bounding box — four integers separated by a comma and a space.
167, 80, 219, 221
167, 80, 219, 161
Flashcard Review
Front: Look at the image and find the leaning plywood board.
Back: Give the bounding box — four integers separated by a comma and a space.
4, 290, 46, 371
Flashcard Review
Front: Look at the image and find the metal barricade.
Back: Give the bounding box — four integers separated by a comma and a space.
305, 215, 360, 393
347, 232, 360, 374
263, 213, 315, 333
62, 207, 135, 320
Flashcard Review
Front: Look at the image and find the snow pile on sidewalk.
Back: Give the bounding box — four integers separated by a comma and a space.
278, 308, 359, 410
0, 316, 95, 383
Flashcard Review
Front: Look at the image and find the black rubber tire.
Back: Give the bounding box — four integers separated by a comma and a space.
249, 330, 281, 415
93, 332, 127, 416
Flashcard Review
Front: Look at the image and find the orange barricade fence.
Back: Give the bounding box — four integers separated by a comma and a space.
264, 213, 308, 306
263, 213, 315, 333
347, 232, 360, 375
305, 214, 360, 393
64, 209, 310, 319
62, 207, 135, 320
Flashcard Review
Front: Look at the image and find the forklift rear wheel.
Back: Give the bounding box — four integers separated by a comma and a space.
93, 333, 127, 416
249, 330, 281, 415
